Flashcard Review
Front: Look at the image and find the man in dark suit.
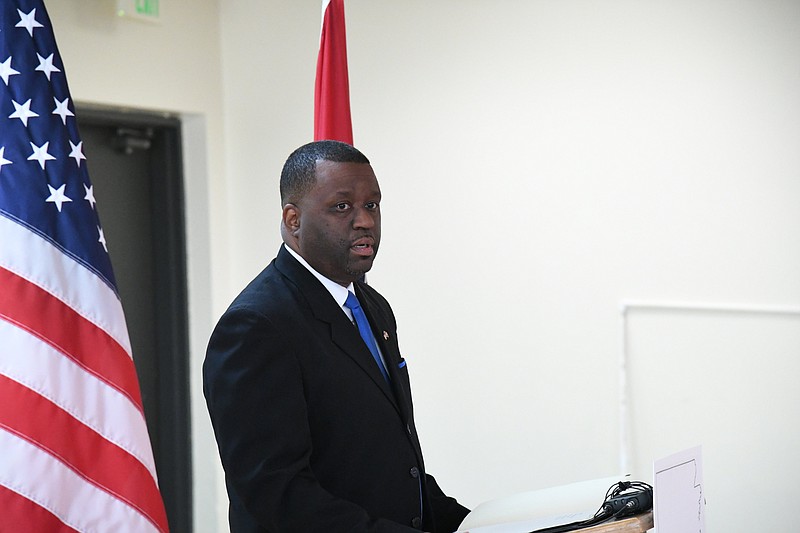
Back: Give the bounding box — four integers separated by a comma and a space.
203, 140, 469, 532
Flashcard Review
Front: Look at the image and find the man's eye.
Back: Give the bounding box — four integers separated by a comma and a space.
365, 202, 379, 210
335, 203, 350, 210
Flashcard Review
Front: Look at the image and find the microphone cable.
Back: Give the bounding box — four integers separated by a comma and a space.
527, 480, 653, 533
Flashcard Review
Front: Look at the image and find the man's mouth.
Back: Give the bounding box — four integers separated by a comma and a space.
351, 237, 375, 257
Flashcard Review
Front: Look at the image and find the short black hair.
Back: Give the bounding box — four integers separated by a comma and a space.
280, 140, 370, 205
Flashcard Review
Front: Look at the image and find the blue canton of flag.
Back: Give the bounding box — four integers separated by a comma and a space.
0, 0, 114, 288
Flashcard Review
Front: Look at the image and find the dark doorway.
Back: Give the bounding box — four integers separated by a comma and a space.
76, 106, 192, 532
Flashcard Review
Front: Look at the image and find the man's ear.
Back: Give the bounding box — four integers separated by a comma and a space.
282, 203, 301, 236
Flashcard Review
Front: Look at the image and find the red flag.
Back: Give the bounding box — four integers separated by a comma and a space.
0, 2, 169, 531
314, 0, 353, 144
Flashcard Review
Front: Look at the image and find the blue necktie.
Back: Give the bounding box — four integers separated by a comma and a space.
345, 291, 390, 382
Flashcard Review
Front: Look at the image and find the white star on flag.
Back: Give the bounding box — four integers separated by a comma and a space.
28, 141, 56, 169
45, 183, 72, 212
69, 140, 86, 167
97, 225, 108, 252
35, 53, 61, 81
52, 97, 74, 125
0, 147, 12, 173
0, 57, 20, 86
9, 99, 39, 127
84, 183, 97, 209
15, 8, 43, 37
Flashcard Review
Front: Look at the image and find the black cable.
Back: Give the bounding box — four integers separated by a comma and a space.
526, 480, 653, 533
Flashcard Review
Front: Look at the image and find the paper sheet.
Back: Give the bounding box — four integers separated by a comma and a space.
457, 475, 629, 532
653, 446, 705, 533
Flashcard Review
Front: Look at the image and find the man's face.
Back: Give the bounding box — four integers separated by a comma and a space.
287, 160, 382, 286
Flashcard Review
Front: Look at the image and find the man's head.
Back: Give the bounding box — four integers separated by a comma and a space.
280, 141, 381, 286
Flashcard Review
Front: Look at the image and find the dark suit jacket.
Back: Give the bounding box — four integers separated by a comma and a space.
203, 246, 469, 532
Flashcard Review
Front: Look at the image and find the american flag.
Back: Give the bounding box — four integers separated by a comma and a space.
0, 1, 169, 531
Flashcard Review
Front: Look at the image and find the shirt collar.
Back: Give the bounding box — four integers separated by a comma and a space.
284, 244, 353, 312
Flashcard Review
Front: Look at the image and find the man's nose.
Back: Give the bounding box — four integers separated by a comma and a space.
352, 207, 376, 229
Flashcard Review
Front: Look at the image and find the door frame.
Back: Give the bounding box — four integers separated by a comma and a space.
76, 104, 193, 532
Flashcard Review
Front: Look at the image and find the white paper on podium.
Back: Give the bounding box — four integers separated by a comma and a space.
653, 446, 705, 533
457, 475, 629, 533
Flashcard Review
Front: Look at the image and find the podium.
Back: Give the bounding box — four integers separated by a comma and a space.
579, 511, 653, 532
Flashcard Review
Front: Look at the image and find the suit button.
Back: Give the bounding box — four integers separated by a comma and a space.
411, 516, 422, 528
409, 466, 419, 478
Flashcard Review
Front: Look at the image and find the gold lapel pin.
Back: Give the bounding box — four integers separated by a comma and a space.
383, 331, 389, 340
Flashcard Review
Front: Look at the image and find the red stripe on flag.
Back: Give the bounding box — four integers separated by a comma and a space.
314, 0, 354, 144
0, 484, 80, 533
0, 374, 169, 533
0, 266, 143, 410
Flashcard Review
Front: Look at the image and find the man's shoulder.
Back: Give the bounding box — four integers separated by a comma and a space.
355, 280, 387, 303
225, 259, 296, 312
355, 281, 397, 325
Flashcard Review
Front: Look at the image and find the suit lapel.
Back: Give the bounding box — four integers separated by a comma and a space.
374, 323, 413, 427
355, 283, 425, 466
275, 247, 399, 409
352, 286, 408, 408
329, 320, 397, 402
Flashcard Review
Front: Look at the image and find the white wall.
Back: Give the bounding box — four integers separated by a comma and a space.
48, 0, 800, 531
219, 1, 800, 531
